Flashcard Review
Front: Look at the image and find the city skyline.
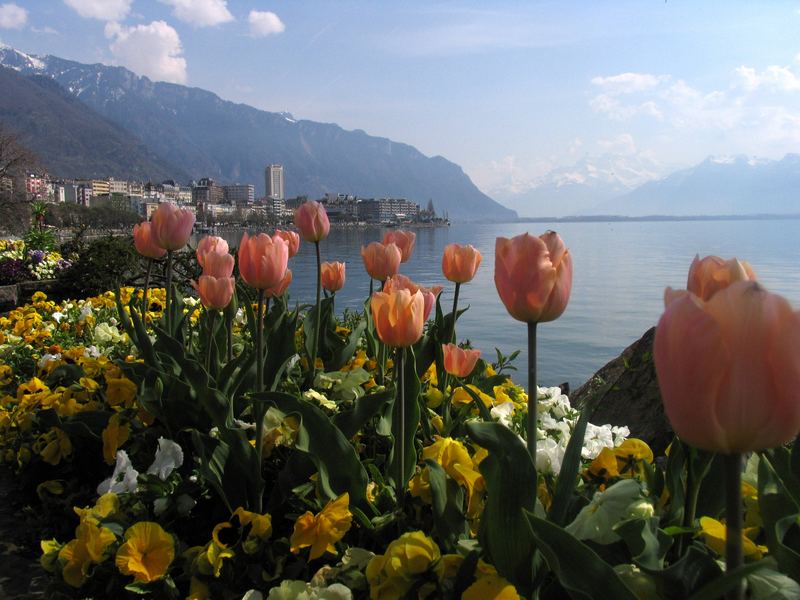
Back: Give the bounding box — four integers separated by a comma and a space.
2, 2, 800, 204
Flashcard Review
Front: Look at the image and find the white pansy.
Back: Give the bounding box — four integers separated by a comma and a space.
38, 353, 61, 369
97, 450, 139, 495
565, 479, 646, 544
51, 311, 65, 323
235, 308, 246, 325
536, 437, 568, 475
267, 581, 310, 600
304, 389, 337, 410
153, 497, 169, 516
94, 322, 124, 344
79, 304, 93, 322
147, 437, 184, 480
490, 402, 515, 427
84, 346, 101, 358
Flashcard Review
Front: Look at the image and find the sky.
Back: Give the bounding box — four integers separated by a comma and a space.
2, 1, 800, 199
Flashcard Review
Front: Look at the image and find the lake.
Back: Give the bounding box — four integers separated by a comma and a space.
205, 219, 800, 390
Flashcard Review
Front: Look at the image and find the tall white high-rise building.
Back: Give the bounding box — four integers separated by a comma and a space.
265, 164, 284, 200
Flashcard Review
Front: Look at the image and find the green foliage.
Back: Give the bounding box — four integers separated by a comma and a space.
23, 226, 57, 251
58, 235, 139, 297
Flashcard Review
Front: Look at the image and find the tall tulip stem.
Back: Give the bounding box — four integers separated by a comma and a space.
527, 321, 538, 467
369, 278, 374, 297
205, 309, 216, 373
396, 346, 405, 507
254, 289, 266, 512
165, 250, 174, 332
724, 452, 744, 600
310, 240, 322, 375
142, 259, 153, 316
450, 282, 461, 343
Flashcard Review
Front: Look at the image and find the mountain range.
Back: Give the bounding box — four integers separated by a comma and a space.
0, 45, 516, 221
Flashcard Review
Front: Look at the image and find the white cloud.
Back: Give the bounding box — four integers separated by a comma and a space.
0, 3, 27, 29
63, 0, 132, 21
591, 72, 668, 95
159, 0, 234, 28
106, 20, 187, 84
735, 64, 800, 92
597, 133, 637, 156
590, 94, 663, 120
31, 26, 60, 35
248, 10, 285, 37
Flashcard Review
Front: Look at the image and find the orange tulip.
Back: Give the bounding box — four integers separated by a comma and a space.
202, 250, 234, 279
442, 343, 481, 378
275, 229, 300, 258
370, 289, 425, 347
442, 243, 482, 283
687, 255, 756, 301
133, 222, 166, 259
238, 233, 289, 291
265, 269, 292, 298
383, 230, 416, 263
654, 281, 800, 453
193, 275, 235, 310
494, 231, 572, 323
294, 200, 330, 242
361, 242, 402, 282
384, 274, 441, 321
321, 262, 346, 292
196, 236, 229, 268
150, 203, 195, 251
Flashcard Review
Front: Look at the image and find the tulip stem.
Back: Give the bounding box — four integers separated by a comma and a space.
226, 309, 233, 364
450, 282, 461, 343
142, 258, 152, 316
254, 289, 266, 513
310, 240, 322, 376
165, 250, 173, 332
369, 278, 374, 296
396, 346, 405, 508
527, 321, 538, 467
724, 452, 744, 600
205, 309, 216, 374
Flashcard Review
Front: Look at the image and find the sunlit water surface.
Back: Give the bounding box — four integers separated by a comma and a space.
200, 219, 800, 389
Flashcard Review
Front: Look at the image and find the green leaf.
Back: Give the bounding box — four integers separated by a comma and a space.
425, 459, 469, 551
685, 561, 768, 600
526, 513, 637, 600
614, 517, 673, 571
388, 347, 421, 498
640, 545, 722, 598
466, 421, 537, 594
663, 438, 687, 527
328, 320, 367, 372
255, 391, 370, 510
333, 388, 395, 440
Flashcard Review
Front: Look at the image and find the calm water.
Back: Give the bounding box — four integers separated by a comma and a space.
203, 219, 800, 389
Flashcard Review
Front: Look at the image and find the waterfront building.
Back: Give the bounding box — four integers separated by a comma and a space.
264, 196, 287, 220
192, 178, 225, 205
223, 184, 255, 206
265, 164, 284, 200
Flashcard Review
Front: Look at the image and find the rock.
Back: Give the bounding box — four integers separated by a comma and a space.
572, 327, 673, 456
0, 285, 17, 313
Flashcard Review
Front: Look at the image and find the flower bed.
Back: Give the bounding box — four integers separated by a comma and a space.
0, 204, 798, 599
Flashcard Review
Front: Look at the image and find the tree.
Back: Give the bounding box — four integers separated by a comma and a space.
0, 123, 37, 180
0, 123, 40, 234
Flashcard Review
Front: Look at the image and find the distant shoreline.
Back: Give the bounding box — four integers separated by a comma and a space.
511, 213, 800, 224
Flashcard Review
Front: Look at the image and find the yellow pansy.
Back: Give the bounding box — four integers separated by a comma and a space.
115, 521, 175, 583
742, 482, 761, 529
105, 377, 138, 408
233, 507, 272, 540
39, 427, 72, 465
613, 439, 654, 479
425, 386, 444, 409
451, 385, 494, 409
422, 437, 484, 501
40, 538, 63, 572
366, 531, 441, 600
290, 492, 353, 560
102, 413, 131, 465
205, 541, 234, 577
0, 364, 13, 386
187, 576, 210, 599
74, 493, 119, 525
58, 522, 117, 588
463, 573, 521, 599
587, 447, 620, 482
78, 377, 100, 392
698, 516, 768, 561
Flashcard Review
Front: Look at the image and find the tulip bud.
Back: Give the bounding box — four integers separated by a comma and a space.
442, 343, 481, 378
294, 201, 330, 242
275, 229, 301, 258
238, 233, 289, 291
442, 243, 482, 283
361, 242, 402, 282
654, 281, 800, 453
150, 203, 196, 251
196, 236, 229, 268
494, 231, 572, 323
133, 222, 166, 259
687, 254, 756, 301
383, 230, 416, 263
193, 275, 235, 310
384, 274, 440, 321
321, 262, 346, 292
370, 289, 425, 347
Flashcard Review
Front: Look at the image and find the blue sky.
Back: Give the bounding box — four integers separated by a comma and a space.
2, 1, 800, 197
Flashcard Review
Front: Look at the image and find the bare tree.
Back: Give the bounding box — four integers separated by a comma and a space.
0, 124, 40, 234
0, 123, 37, 180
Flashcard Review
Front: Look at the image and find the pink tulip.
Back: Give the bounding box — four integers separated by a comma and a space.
370, 288, 425, 347
238, 233, 289, 291
494, 231, 572, 323
687, 254, 756, 301
294, 201, 330, 242
383, 230, 416, 263
654, 281, 800, 453
196, 236, 229, 268
150, 203, 195, 251
361, 242, 402, 282
193, 275, 235, 310
202, 250, 234, 279
442, 243, 482, 283
275, 229, 301, 258
321, 261, 346, 292
265, 269, 293, 298
384, 274, 441, 321
133, 222, 166, 259
442, 343, 481, 378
